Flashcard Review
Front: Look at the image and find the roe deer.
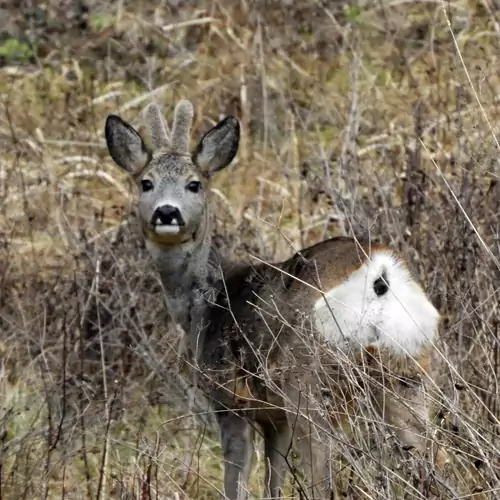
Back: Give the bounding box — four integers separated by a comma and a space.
104, 99, 446, 499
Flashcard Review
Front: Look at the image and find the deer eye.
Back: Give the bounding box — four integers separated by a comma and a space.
140, 179, 154, 192
186, 181, 202, 193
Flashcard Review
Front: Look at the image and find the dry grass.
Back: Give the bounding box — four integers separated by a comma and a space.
1, 0, 500, 497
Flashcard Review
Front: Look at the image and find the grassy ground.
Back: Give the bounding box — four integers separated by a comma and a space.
1, 0, 500, 498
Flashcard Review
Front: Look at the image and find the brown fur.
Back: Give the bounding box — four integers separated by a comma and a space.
194, 236, 447, 497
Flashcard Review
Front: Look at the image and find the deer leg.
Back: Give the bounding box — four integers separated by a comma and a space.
376, 380, 448, 470
291, 419, 332, 500
283, 385, 332, 499
261, 419, 292, 499
217, 411, 255, 500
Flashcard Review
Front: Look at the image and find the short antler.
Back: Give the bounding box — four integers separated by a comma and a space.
144, 99, 194, 156
144, 102, 170, 151
170, 99, 194, 155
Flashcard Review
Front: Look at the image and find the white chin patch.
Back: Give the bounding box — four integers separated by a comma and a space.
154, 225, 181, 235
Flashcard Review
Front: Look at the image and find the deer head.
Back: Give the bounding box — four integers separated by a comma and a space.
104, 99, 240, 248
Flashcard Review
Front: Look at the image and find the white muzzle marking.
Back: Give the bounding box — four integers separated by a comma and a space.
155, 224, 181, 235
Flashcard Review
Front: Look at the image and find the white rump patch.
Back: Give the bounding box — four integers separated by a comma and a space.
155, 224, 181, 235
313, 251, 439, 356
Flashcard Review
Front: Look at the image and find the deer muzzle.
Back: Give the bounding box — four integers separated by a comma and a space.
151, 204, 186, 235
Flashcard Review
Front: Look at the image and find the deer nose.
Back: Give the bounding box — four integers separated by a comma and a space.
151, 205, 185, 226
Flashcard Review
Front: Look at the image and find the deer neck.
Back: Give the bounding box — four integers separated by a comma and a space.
145, 216, 222, 349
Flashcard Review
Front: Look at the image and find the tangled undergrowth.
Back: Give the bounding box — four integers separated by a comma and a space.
1, 0, 500, 498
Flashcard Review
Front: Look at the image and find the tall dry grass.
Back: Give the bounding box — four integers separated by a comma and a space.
1, 0, 500, 497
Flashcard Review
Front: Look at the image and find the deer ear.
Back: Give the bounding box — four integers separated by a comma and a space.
105, 115, 150, 175
192, 116, 240, 176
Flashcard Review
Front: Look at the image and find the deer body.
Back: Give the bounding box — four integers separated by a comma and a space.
105, 99, 444, 499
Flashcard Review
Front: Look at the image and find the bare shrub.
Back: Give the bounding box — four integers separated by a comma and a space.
1, 0, 500, 498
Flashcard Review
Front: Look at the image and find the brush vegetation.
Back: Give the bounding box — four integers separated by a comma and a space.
1, 0, 500, 498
